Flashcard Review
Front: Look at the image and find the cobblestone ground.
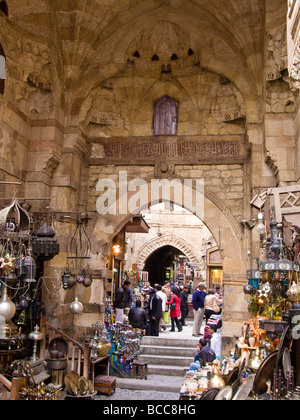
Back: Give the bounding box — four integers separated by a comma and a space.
95, 389, 179, 401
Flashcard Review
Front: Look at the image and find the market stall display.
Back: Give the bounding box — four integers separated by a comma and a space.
79, 320, 143, 378
179, 189, 300, 400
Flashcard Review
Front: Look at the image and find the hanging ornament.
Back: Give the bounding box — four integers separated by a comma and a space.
0, 287, 16, 321
0, 253, 16, 276
287, 281, 300, 304
258, 282, 271, 299
69, 297, 83, 314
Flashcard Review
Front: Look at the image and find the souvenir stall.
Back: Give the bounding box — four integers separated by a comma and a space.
0, 195, 59, 371
124, 270, 149, 308
77, 319, 143, 380
180, 186, 300, 401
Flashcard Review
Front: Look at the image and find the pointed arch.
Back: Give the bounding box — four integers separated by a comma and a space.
136, 233, 201, 269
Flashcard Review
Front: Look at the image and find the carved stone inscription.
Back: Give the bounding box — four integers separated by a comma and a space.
101, 137, 244, 161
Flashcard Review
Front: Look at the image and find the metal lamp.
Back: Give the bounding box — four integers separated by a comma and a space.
32, 223, 59, 261
23, 251, 36, 283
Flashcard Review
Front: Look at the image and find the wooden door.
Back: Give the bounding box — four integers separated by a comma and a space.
154, 96, 178, 136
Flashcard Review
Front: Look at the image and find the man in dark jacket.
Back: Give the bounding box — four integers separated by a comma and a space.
113, 280, 131, 324
180, 285, 190, 327
128, 300, 148, 332
192, 282, 207, 337
148, 289, 163, 337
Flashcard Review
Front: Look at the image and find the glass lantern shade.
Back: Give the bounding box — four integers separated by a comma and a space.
23, 253, 36, 283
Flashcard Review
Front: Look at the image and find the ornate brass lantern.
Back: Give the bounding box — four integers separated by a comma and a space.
32, 223, 59, 261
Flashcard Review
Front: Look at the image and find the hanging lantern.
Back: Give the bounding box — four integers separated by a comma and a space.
69, 297, 83, 314
246, 269, 262, 290
287, 282, 300, 305
256, 212, 265, 236
61, 269, 76, 290
261, 259, 294, 283
22, 251, 36, 283
83, 274, 93, 288
243, 283, 254, 295
32, 223, 59, 261
0, 196, 31, 236
0, 287, 16, 321
67, 217, 91, 262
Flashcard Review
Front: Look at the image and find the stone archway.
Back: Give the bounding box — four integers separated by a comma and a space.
135, 233, 201, 270
88, 179, 250, 340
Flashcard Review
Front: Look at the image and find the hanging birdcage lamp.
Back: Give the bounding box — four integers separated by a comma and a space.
67, 216, 91, 262
22, 248, 36, 283
0, 194, 31, 236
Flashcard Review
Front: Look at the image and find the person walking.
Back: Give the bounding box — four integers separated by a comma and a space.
156, 284, 167, 332
162, 281, 172, 300
124, 285, 134, 316
180, 285, 190, 326
148, 288, 163, 337
192, 282, 207, 337
113, 280, 131, 324
166, 288, 183, 332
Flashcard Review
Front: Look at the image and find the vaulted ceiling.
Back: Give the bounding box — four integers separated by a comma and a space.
0, 0, 283, 125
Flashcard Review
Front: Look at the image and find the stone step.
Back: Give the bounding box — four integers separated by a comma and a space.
138, 354, 192, 367
141, 336, 198, 348
141, 345, 196, 358
147, 364, 188, 377
116, 375, 183, 393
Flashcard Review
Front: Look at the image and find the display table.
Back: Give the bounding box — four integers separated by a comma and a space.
89, 356, 110, 383
179, 368, 212, 400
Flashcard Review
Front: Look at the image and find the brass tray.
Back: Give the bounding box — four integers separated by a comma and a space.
78, 377, 89, 396
232, 375, 255, 401
71, 381, 79, 396
253, 351, 278, 395
199, 387, 220, 400
88, 380, 95, 394
282, 348, 292, 380
69, 370, 80, 386
214, 386, 233, 401
226, 367, 239, 386
64, 375, 73, 395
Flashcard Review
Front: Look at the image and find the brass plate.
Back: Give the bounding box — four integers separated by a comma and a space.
214, 386, 233, 401
253, 351, 278, 396
88, 380, 95, 394
65, 375, 72, 395
79, 377, 89, 396
199, 388, 220, 400
69, 370, 80, 386
71, 381, 78, 396
232, 375, 255, 401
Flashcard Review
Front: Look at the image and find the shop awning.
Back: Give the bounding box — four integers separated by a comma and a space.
124, 216, 150, 233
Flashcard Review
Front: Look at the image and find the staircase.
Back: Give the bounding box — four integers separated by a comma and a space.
138, 336, 196, 377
